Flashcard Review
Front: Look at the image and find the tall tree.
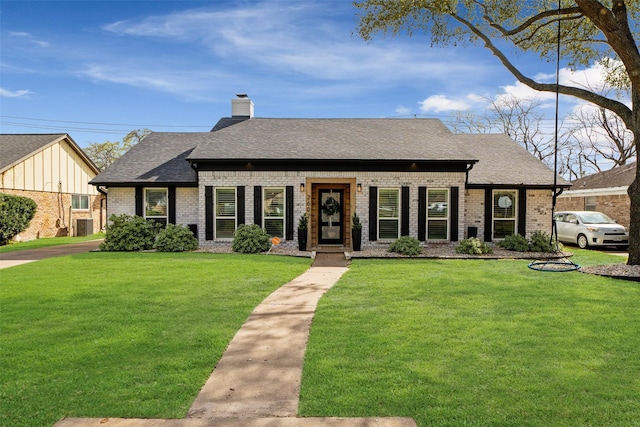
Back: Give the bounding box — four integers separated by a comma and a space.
85, 129, 151, 171
355, 0, 640, 265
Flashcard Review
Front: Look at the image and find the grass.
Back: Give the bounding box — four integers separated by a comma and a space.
300, 249, 640, 426
0, 233, 105, 253
0, 252, 311, 427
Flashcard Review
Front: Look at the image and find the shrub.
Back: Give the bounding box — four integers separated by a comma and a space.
0, 193, 37, 245
232, 224, 271, 254
498, 234, 530, 252
388, 236, 422, 256
154, 224, 198, 252
100, 214, 162, 251
528, 230, 562, 253
455, 237, 493, 255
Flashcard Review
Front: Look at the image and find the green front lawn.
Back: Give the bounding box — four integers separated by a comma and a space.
0, 234, 105, 253
0, 252, 311, 427
300, 251, 640, 426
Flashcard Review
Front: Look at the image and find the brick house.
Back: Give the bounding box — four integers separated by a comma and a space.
90, 95, 570, 251
1, 134, 103, 241
556, 162, 635, 229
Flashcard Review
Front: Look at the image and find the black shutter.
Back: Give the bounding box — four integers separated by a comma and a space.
484, 189, 493, 242
401, 186, 410, 236
135, 187, 143, 217
237, 186, 245, 226
286, 186, 294, 240
450, 186, 459, 241
254, 186, 262, 226
369, 186, 378, 241
168, 187, 176, 225
518, 188, 527, 236
205, 186, 213, 240
418, 187, 427, 241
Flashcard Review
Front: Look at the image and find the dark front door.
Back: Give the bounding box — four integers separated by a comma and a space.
318, 189, 343, 245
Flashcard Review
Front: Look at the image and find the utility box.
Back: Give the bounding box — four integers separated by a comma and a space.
75, 218, 93, 237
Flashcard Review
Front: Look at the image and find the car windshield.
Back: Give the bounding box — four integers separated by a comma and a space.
578, 212, 615, 224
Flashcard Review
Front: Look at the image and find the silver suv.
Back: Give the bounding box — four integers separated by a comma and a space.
554, 211, 629, 249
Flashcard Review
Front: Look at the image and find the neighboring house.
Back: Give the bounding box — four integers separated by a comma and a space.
556, 162, 635, 229
90, 95, 570, 250
1, 134, 103, 241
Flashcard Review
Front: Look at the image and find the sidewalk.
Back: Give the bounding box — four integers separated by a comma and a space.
0, 240, 103, 269
54, 254, 416, 427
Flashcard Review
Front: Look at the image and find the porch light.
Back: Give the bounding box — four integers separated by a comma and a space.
357, 183, 362, 192
300, 183, 305, 192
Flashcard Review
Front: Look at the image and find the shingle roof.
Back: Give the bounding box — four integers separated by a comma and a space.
190, 118, 474, 161
1, 134, 80, 172
90, 132, 198, 185
458, 133, 571, 187
569, 162, 636, 190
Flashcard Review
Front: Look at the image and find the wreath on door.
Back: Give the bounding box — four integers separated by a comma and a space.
322, 197, 341, 216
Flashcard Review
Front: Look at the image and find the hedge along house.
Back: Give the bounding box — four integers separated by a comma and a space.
90, 95, 570, 251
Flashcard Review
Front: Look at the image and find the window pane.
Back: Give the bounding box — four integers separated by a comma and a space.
428, 189, 448, 218
265, 218, 284, 238
379, 189, 399, 218
493, 191, 516, 219
264, 188, 284, 218
216, 219, 235, 238
379, 219, 399, 239
146, 189, 167, 217
428, 220, 448, 239
585, 196, 596, 211
72, 195, 89, 210
494, 220, 515, 239
216, 189, 236, 217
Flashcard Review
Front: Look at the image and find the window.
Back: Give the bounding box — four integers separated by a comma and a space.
215, 188, 236, 239
378, 188, 400, 239
263, 187, 285, 238
493, 190, 517, 238
585, 196, 596, 211
145, 188, 167, 226
72, 194, 89, 210
427, 189, 448, 239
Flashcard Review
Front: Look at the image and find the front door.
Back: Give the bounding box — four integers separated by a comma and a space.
318, 189, 343, 245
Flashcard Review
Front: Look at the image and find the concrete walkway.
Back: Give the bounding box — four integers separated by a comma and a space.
54, 253, 416, 427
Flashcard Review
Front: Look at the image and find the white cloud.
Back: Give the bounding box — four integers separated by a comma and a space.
9, 31, 49, 47
395, 105, 411, 115
419, 95, 471, 113
0, 87, 33, 98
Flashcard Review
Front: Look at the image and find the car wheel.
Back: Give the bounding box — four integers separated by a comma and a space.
577, 234, 589, 249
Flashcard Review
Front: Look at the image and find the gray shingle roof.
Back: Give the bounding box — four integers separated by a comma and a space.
190, 118, 474, 161
90, 132, 198, 185
1, 134, 71, 171
568, 162, 636, 190
458, 133, 571, 187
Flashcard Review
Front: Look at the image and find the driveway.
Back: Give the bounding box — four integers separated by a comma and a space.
0, 240, 103, 269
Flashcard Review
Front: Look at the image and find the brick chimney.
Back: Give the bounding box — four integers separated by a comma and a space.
231, 94, 254, 118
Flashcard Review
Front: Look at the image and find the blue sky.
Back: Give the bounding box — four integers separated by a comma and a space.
0, 0, 603, 148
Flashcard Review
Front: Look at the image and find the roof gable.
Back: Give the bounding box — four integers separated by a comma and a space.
569, 162, 636, 190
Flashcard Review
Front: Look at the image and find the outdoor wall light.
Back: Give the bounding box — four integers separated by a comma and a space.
357, 183, 362, 192
300, 183, 305, 192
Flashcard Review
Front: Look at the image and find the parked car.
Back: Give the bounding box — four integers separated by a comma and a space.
554, 211, 629, 249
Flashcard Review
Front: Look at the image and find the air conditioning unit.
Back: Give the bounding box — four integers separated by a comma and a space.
75, 218, 93, 237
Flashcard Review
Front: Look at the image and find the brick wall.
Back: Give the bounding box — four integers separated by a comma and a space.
2, 189, 104, 241
556, 194, 630, 229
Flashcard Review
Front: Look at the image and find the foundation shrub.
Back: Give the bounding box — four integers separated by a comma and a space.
232, 224, 271, 254
0, 193, 37, 245
100, 214, 162, 251
498, 234, 530, 252
388, 236, 422, 256
528, 230, 561, 253
154, 224, 198, 252
456, 237, 493, 255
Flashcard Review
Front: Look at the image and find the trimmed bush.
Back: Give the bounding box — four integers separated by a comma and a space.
154, 224, 198, 252
528, 230, 561, 253
388, 236, 422, 256
498, 234, 530, 252
455, 237, 493, 255
100, 214, 162, 251
232, 224, 271, 254
0, 193, 37, 245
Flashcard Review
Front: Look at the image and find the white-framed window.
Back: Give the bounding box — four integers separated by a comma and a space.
71, 194, 89, 210
263, 187, 285, 238
145, 188, 168, 226
585, 196, 596, 211
215, 187, 236, 239
378, 188, 400, 240
493, 190, 517, 239
427, 188, 449, 240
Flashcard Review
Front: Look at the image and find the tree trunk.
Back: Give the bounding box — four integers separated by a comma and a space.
628, 156, 640, 265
